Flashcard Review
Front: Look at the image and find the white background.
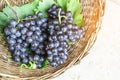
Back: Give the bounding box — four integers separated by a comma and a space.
50, 0, 120, 80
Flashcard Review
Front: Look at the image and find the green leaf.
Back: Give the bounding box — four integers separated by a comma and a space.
17, 62, 22, 65
67, 41, 73, 45
73, 14, 83, 27
12, 6, 23, 19
80, 19, 85, 26
0, 26, 5, 31
0, 14, 7, 38
0, 12, 9, 26
8, 57, 14, 62
26, 47, 32, 54
42, 59, 50, 68
67, 0, 82, 15
36, 0, 56, 17
0, 33, 6, 39
67, 0, 83, 27
0, 0, 39, 27
3, 6, 17, 20
56, 0, 69, 11
20, 4, 34, 18
19, 0, 39, 18
56, 0, 84, 27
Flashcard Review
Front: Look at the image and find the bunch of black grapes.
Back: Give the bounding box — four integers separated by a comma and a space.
46, 4, 84, 67
4, 4, 84, 68
4, 12, 47, 68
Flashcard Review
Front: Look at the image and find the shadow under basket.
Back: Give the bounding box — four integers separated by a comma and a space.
0, 0, 105, 80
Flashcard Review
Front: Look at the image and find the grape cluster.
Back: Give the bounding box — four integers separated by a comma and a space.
4, 12, 47, 68
46, 4, 83, 67
4, 4, 84, 68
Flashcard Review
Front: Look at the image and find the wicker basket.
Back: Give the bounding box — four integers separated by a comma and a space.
0, 0, 105, 80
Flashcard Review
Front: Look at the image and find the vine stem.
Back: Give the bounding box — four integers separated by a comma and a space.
58, 8, 68, 24
29, 61, 37, 69
21, 18, 35, 21
58, 8, 62, 24
4, 0, 20, 22
20, 64, 29, 73
19, 61, 37, 72
61, 16, 68, 20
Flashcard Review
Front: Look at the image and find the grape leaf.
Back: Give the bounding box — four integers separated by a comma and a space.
56, 0, 69, 11
12, 6, 23, 19
73, 14, 83, 27
67, 41, 73, 45
0, 12, 9, 26
26, 47, 32, 54
36, 0, 56, 17
0, 0, 39, 27
15, 0, 39, 19
0, 33, 6, 39
20, 0, 39, 18
17, 62, 22, 65
42, 59, 50, 68
67, 0, 83, 27
8, 57, 14, 62
67, 0, 82, 16
3, 6, 17, 20
58, 0, 83, 27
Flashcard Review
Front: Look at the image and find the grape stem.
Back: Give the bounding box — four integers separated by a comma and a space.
29, 61, 37, 69
21, 18, 35, 21
58, 8, 62, 24
4, 0, 20, 22
20, 61, 37, 72
20, 64, 29, 73
61, 16, 68, 20
58, 8, 68, 24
